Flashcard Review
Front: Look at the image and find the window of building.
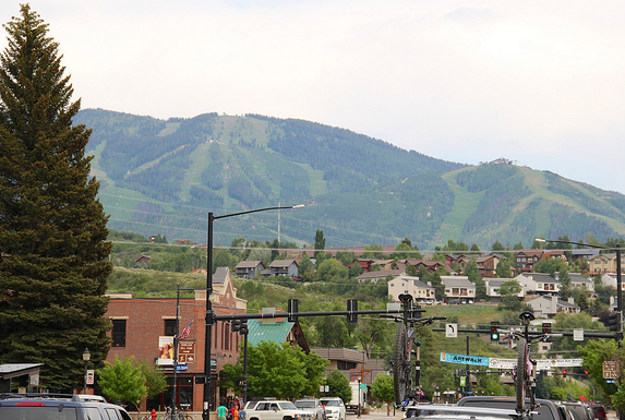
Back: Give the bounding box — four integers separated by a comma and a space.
337, 360, 357, 370
112, 319, 126, 347
165, 319, 176, 337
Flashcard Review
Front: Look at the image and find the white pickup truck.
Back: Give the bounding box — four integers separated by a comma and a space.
243, 400, 315, 420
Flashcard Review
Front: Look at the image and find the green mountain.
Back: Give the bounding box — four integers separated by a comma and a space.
75, 109, 625, 249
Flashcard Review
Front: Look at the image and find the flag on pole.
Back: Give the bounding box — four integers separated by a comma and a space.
179, 322, 193, 340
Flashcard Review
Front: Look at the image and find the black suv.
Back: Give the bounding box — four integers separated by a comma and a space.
0, 393, 133, 420
458, 396, 572, 420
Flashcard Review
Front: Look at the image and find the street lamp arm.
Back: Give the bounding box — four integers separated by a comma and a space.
213, 204, 304, 220
535, 238, 617, 251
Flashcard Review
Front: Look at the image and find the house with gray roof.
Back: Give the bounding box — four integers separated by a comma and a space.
440, 276, 475, 303
514, 273, 559, 295
525, 295, 580, 318
235, 260, 266, 279
357, 269, 404, 284
268, 259, 299, 278
388, 275, 436, 303
568, 273, 594, 292
484, 278, 524, 301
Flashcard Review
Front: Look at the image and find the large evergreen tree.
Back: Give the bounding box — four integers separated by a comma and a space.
0, 5, 112, 391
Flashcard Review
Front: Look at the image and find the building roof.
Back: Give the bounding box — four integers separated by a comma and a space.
269, 259, 298, 268
235, 260, 264, 269
569, 273, 592, 284
0, 363, 43, 380
440, 276, 473, 287
572, 249, 600, 257
391, 276, 434, 289
520, 273, 557, 282
247, 318, 295, 346
213, 266, 230, 285
356, 269, 404, 280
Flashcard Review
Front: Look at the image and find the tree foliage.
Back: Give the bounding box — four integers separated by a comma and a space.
325, 369, 352, 405
0, 5, 112, 391
370, 373, 394, 404
98, 356, 148, 410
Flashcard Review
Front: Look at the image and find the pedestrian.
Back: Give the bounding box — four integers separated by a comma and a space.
218, 403, 228, 420
233, 406, 240, 420
240, 408, 246, 420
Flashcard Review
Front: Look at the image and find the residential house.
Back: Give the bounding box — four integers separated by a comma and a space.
601, 274, 625, 291
514, 273, 559, 295
375, 259, 396, 271
356, 269, 404, 284
135, 255, 151, 267
484, 278, 524, 301
235, 260, 266, 279
387, 276, 436, 303
514, 249, 545, 273
267, 259, 299, 278
351, 258, 375, 272
569, 273, 594, 293
440, 276, 476, 303
476, 254, 500, 278
525, 295, 580, 318
405, 259, 446, 273
190, 268, 207, 275
570, 249, 600, 263
589, 253, 625, 275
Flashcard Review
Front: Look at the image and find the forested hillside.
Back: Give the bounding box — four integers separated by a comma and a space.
76, 109, 625, 248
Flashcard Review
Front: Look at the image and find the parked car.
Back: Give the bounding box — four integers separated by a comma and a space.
245, 399, 315, 420
295, 398, 326, 420
403, 404, 518, 420
458, 396, 571, 420
0, 393, 132, 419
557, 401, 593, 420
320, 397, 346, 420
588, 402, 607, 419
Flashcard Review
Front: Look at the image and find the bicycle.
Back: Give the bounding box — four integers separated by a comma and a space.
389, 293, 446, 408
512, 311, 549, 418
162, 406, 193, 420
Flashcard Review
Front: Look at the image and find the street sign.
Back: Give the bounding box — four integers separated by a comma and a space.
446, 323, 458, 338
86, 370, 95, 385
573, 328, 584, 342
359, 384, 367, 390
603, 361, 618, 379
179, 341, 195, 363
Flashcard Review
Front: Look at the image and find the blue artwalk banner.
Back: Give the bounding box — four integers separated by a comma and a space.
440, 352, 489, 366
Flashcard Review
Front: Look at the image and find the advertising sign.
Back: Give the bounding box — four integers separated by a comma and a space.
440, 353, 489, 366
157, 336, 175, 366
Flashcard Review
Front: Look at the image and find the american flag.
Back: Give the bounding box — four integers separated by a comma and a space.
179, 322, 193, 340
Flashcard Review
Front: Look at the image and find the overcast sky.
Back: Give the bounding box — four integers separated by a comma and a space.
2, 1, 625, 194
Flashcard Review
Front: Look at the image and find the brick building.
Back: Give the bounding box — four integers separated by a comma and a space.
104, 267, 246, 412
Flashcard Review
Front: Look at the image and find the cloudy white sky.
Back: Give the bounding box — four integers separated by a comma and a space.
3, 1, 625, 194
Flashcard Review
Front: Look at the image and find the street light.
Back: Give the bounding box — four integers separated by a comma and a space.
82, 347, 91, 394
202, 204, 304, 420
535, 238, 622, 332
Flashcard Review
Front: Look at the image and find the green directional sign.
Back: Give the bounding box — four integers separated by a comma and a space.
359, 384, 367, 390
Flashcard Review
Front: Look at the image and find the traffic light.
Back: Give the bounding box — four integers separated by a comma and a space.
584, 370, 589, 375
240, 321, 248, 335
288, 299, 299, 322
231, 319, 241, 332
347, 299, 358, 323
542, 322, 552, 335
562, 370, 567, 378
605, 311, 621, 332
490, 322, 499, 341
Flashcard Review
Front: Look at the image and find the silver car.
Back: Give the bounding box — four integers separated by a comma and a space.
320, 398, 346, 420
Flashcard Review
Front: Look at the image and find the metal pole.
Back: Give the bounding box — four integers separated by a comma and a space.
616, 244, 622, 337
242, 329, 249, 404
415, 341, 421, 402
357, 378, 361, 418
172, 284, 180, 418
465, 336, 469, 395
83, 359, 88, 394
203, 212, 214, 420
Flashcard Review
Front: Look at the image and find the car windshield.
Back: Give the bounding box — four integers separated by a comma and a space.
297, 402, 316, 408
321, 400, 340, 407
279, 402, 298, 410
